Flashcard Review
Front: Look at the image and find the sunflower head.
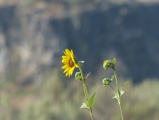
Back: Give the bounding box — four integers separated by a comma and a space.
62, 49, 79, 77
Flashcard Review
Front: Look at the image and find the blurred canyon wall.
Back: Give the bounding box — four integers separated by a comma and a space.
0, 1, 159, 84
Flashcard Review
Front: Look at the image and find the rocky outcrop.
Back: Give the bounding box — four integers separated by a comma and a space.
0, 2, 159, 84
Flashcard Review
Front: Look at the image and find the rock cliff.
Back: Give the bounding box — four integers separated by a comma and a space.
0, 2, 159, 84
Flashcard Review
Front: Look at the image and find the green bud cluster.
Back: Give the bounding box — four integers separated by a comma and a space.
102, 78, 112, 85
103, 58, 116, 71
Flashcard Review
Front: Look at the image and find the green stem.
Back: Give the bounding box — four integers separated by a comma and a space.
113, 70, 124, 120
79, 67, 89, 101
114, 71, 119, 92
109, 84, 116, 94
82, 81, 88, 101
90, 108, 93, 120
118, 99, 124, 120
79, 66, 94, 120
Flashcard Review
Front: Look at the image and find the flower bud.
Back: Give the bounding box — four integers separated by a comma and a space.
75, 72, 82, 81
103, 60, 111, 70
110, 58, 116, 70
103, 58, 116, 70
102, 78, 111, 86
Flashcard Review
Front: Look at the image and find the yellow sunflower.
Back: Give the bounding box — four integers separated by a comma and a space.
62, 49, 79, 77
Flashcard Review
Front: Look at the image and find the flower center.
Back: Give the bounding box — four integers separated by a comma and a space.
69, 59, 74, 67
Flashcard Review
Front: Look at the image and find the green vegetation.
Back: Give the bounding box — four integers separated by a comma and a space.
0, 69, 159, 120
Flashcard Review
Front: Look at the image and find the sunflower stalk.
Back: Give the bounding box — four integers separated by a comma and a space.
113, 71, 124, 120
102, 58, 124, 120
79, 66, 94, 120
62, 49, 94, 120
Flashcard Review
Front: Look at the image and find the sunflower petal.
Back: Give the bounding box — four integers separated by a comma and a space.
61, 49, 78, 77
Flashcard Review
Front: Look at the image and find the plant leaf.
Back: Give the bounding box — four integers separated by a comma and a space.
121, 81, 128, 90
87, 93, 96, 108
78, 61, 85, 67
113, 93, 117, 99
85, 72, 91, 79
75, 72, 82, 81
120, 90, 124, 96
80, 102, 89, 110
111, 74, 115, 81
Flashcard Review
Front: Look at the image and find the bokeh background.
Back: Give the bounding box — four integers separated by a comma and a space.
0, 0, 159, 120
